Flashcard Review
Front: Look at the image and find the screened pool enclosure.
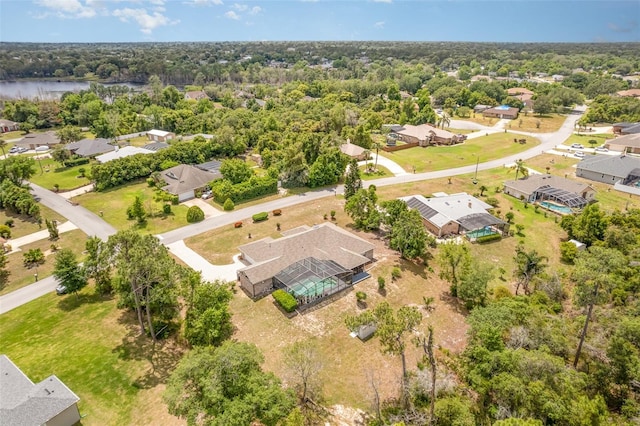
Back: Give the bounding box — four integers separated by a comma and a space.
273, 257, 354, 309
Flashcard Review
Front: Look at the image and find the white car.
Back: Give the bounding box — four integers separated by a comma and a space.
594, 146, 608, 152
570, 143, 584, 149
574, 151, 585, 158
201, 191, 213, 200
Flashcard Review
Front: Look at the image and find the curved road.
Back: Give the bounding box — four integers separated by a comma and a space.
0, 107, 584, 313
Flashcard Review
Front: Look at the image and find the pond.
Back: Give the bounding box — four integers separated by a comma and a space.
0, 80, 143, 100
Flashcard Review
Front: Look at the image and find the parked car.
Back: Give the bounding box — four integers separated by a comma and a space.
34, 146, 50, 152
9, 146, 20, 153
18, 147, 28, 153
570, 143, 584, 149
595, 146, 609, 152
55, 284, 68, 295
201, 190, 213, 200
574, 151, 585, 158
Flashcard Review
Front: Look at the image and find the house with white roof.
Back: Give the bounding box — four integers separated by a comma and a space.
95, 146, 155, 163
400, 193, 508, 238
146, 129, 175, 143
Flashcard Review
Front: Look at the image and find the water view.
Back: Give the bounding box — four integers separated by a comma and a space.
0, 80, 143, 100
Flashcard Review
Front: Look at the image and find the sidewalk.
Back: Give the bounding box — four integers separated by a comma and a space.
6, 221, 78, 253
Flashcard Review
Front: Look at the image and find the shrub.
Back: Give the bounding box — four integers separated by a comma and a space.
223, 198, 235, 211
171, 195, 179, 205
162, 204, 171, 214
0, 225, 11, 239
211, 176, 278, 204
476, 233, 502, 243
146, 178, 156, 187
485, 197, 499, 208
273, 289, 297, 312
391, 267, 401, 280
493, 286, 512, 299
4, 219, 14, 228
377, 276, 386, 291
330, 210, 336, 220
63, 157, 89, 167
356, 291, 367, 302
560, 241, 578, 263
234, 221, 243, 228
186, 206, 205, 223
273, 209, 282, 216
252, 212, 268, 222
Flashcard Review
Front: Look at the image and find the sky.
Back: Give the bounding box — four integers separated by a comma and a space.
0, 0, 638, 43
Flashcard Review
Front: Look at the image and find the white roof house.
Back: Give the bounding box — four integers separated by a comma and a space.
95, 146, 155, 163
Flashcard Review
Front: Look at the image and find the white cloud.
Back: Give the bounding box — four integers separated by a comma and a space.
374, 21, 384, 29
112, 7, 178, 34
224, 10, 240, 20
372, 0, 392, 3
249, 5, 261, 15
183, 0, 223, 5
232, 3, 248, 11
35, 0, 98, 18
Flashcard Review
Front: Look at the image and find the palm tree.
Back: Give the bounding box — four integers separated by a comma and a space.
371, 140, 382, 172
513, 246, 548, 295
438, 112, 451, 129
511, 159, 528, 180
363, 149, 371, 172
0, 138, 6, 158
479, 185, 488, 196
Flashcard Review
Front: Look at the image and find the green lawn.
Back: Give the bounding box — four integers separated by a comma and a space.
0, 287, 183, 425
1, 229, 87, 295
561, 132, 614, 147
1, 204, 65, 239
360, 165, 393, 180
383, 132, 540, 173
28, 157, 91, 191
72, 180, 190, 234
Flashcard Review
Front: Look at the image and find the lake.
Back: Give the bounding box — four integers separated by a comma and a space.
0, 80, 144, 100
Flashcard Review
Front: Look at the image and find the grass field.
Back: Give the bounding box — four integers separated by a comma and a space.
1, 229, 87, 295
28, 157, 92, 191
383, 132, 540, 173
0, 205, 65, 239
360, 165, 393, 180
561, 132, 614, 147
456, 113, 566, 133
0, 288, 184, 425
72, 180, 190, 234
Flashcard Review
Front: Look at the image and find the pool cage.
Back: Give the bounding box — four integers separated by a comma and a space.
273, 257, 353, 310
532, 185, 588, 209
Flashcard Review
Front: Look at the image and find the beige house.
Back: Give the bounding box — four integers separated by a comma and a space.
482, 105, 519, 119
400, 193, 507, 238
146, 129, 175, 143
503, 174, 595, 209
0, 355, 81, 426
605, 133, 640, 154
0, 119, 19, 133
184, 90, 209, 101
616, 89, 640, 98
391, 124, 464, 146
13, 132, 60, 150
339, 141, 367, 160
237, 223, 374, 307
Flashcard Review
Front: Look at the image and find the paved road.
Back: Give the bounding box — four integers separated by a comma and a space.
30, 183, 117, 240
2, 107, 585, 313
0, 275, 58, 314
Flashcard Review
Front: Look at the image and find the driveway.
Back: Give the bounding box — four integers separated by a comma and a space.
359, 154, 408, 176
0, 276, 58, 314
6, 221, 78, 253
181, 198, 225, 219
166, 240, 244, 282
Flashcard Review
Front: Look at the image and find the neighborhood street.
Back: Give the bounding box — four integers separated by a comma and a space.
0, 107, 585, 314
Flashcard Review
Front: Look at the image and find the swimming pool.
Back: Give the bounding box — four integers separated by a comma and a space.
540, 201, 572, 214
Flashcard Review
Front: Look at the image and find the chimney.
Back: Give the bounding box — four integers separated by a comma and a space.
468, 202, 472, 208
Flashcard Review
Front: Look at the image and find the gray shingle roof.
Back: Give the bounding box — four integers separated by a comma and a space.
65, 138, 115, 157
160, 164, 221, 195
14, 132, 60, 147
503, 174, 592, 197
142, 142, 170, 151
577, 155, 640, 179
0, 355, 80, 426
238, 223, 374, 284
606, 133, 640, 148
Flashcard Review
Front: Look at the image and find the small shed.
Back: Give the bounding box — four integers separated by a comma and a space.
356, 323, 377, 341
147, 129, 175, 143
569, 239, 586, 251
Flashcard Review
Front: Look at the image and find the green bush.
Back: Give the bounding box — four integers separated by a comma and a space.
252, 212, 268, 222
63, 157, 90, 167
162, 204, 171, 214
391, 267, 401, 280
560, 241, 578, 263
223, 198, 235, 211
476, 233, 502, 243
146, 177, 156, 187
211, 176, 277, 204
485, 197, 499, 208
272, 289, 297, 312
171, 195, 179, 205
186, 206, 205, 223
0, 225, 11, 239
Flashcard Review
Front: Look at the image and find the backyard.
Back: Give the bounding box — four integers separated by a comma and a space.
72, 180, 191, 234
383, 132, 540, 173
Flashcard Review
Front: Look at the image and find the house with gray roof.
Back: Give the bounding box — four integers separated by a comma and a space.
400, 193, 508, 238
605, 133, 640, 154
142, 142, 169, 152
14, 132, 60, 150
576, 154, 640, 185
95, 146, 154, 163
0, 119, 19, 133
160, 164, 221, 201
613, 122, 640, 135
64, 138, 115, 158
503, 174, 595, 209
0, 355, 81, 426
391, 124, 464, 146
237, 222, 374, 306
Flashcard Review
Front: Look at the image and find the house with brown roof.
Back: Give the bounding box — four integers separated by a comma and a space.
482, 105, 519, 120
616, 89, 640, 98
507, 87, 534, 96
605, 133, 640, 154
612, 122, 640, 135
160, 164, 221, 202
237, 223, 374, 307
503, 174, 595, 209
0, 119, 19, 133
184, 90, 209, 101
147, 129, 175, 143
13, 132, 60, 150
339, 141, 367, 160
391, 124, 464, 146
0, 355, 81, 426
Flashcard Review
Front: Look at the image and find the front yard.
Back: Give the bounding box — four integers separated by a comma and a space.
27, 157, 92, 191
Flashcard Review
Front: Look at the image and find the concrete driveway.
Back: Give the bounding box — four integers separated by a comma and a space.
166, 240, 243, 282
182, 198, 225, 219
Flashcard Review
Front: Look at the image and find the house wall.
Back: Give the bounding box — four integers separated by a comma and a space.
582, 188, 597, 201
382, 142, 419, 152
483, 111, 518, 119
422, 219, 459, 237
575, 168, 623, 185
238, 271, 273, 299
503, 185, 534, 202
178, 191, 195, 202
45, 404, 81, 426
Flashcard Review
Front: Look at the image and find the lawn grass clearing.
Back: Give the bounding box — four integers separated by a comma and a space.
0, 287, 185, 426
383, 132, 540, 173
508, 114, 566, 133
360, 165, 392, 180
28, 157, 91, 191
561, 132, 614, 147
0, 204, 65, 239
1, 228, 87, 295
72, 180, 190, 234
1, 130, 25, 140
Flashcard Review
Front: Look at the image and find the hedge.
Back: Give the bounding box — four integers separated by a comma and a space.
252, 212, 268, 222
63, 157, 90, 167
476, 233, 502, 243
211, 175, 277, 204
223, 198, 235, 211
186, 205, 205, 223
272, 289, 297, 313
